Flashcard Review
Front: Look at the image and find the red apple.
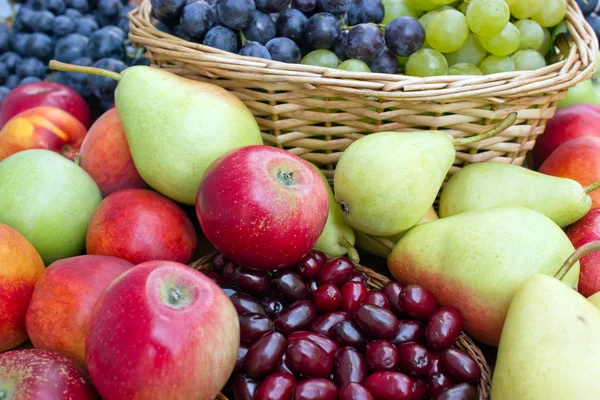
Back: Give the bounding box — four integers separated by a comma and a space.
79, 108, 148, 197
25, 255, 134, 367
0, 106, 88, 161
0, 223, 45, 352
539, 137, 600, 209
86, 189, 198, 264
196, 145, 329, 270
0, 82, 91, 129
86, 260, 239, 399
530, 104, 600, 169
566, 208, 600, 297
0, 349, 98, 399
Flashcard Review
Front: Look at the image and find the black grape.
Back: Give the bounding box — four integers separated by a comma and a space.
266, 37, 302, 63
54, 33, 89, 62
216, 0, 256, 30
0, 24, 8, 54
276, 8, 308, 43
203, 25, 239, 53
370, 48, 398, 73
243, 10, 277, 45
151, 0, 187, 26
344, 23, 384, 64
303, 12, 341, 50
89, 58, 127, 101
347, 0, 384, 25
384, 17, 425, 57
317, 0, 351, 14
25, 33, 54, 62
255, 0, 291, 13
180, 0, 216, 41
292, 0, 316, 13
53, 15, 76, 37
16, 58, 46, 79
239, 41, 272, 59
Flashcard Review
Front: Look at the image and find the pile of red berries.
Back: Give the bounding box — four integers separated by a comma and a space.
202, 250, 482, 400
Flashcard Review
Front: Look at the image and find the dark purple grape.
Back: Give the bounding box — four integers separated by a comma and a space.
261, 297, 284, 318
0, 52, 21, 74
232, 267, 271, 297
203, 26, 239, 53
47, 0, 66, 15
362, 290, 389, 309
25, 33, 53, 62
333, 347, 368, 386
344, 23, 385, 64
339, 383, 374, 400
333, 320, 367, 350
434, 383, 477, 400
216, 0, 256, 30
239, 41, 272, 59
273, 270, 310, 303
276, 8, 308, 43
313, 284, 342, 313
211, 253, 229, 273
429, 352, 442, 375
287, 331, 339, 357
293, 250, 327, 280
365, 372, 414, 400
347, 0, 383, 25
5, 75, 19, 90
0, 86, 8, 101
397, 342, 431, 376
53, 15, 76, 37
54, 33, 89, 63
243, 10, 277, 44
440, 349, 481, 384
180, 0, 216, 41
274, 300, 317, 335
151, 0, 186, 25
201, 270, 224, 285
317, 257, 354, 287
233, 374, 260, 400
347, 269, 367, 286
370, 49, 398, 74
391, 320, 425, 346
428, 373, 453, 398
89, 26, 126, 61
255, 372, 296, 400
293, 0, 317, 13
364, 340, 399, 372
293, 378, 339, 400
399, 285, 440, 321
244, 331, 286, 377
236, 344, 249, 370
16, 58, 45, 80
74, 16, 99, 37
223, 262, 239, 280
240, 313, 274, 344
255, 0, 291, 13
426, 306, 464, 351
285, 338, 334, 378
385, 17, 425, 57
317, 0, 351, 14
340, 282, 368, 314
173, 24, 192, 41
230, 293, 268, 316
276, 353, 295, 374
35, 10, 56, 35
412, 378, 427, 400
311, 311, 351, 337
66, 0, 88, 14
307, 280, 319, 294
220, 284, 238, 298
93, 0, 122, 26
265, 37, 302, 63
303, 12, 342, 50
354, 304, 400, 340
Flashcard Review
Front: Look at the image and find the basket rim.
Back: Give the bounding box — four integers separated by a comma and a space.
129, 0, 597, 100
190, 252, 493, 400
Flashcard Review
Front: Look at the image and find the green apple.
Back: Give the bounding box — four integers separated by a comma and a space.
558, 52, 600, 108
0, 149, 102, 265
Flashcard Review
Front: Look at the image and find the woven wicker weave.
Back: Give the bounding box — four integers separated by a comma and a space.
190, 253, 493, 400
129, 0, 597, 180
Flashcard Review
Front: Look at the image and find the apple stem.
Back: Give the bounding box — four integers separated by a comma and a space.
554, 241, 600, 281
452, 112, 518, 146
368, 234, 396, 251
584, 179, 600, 194
339, 237, 361, 265
48, 60, 122, 82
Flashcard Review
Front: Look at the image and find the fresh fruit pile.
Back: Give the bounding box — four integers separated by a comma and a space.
0, 0, 149, 107
201, 250, 481, 400
148, 0, 567, 77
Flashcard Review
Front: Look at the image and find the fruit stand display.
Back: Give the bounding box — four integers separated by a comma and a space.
2, 1, 600, 400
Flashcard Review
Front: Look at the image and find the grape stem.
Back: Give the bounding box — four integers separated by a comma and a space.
48, 60, 122, 81
452, 112, 517, 146
554, 241, 600, 281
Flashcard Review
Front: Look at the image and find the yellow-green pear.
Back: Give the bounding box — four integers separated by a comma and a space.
355, 207, 439, 259
388, 206, 578, 347
589, 292, 600, 308
492, 242, 600, 399
49, 61, 263, 205
439, 162, 600, 227
308, 163, 358, 262
333, 114, 517, 236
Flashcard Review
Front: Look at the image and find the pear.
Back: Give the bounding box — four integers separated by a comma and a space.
49, 61, 263, 205
308, 163, 358, 262
589, 292, 600, 308
388, 206, 578, 346
354, 207, 439, 259
492, 241, 600, 400
333, 113, 517, 236
439, 162, 600, 227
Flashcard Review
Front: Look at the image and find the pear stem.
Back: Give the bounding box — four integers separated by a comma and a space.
48, 60, 122, 82
339, 237, 361, 265
554, 241, 600, 281
584, 179, 600, 194
368, 235, 396, 251
452, 112, 518, 146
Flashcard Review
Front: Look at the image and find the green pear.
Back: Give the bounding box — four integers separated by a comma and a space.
308, 163, 358, 262
355, 207, 439, 259
0, 150, 102, 265
589, 292, 600, 308
388, 206, 578, 347
439, 162, 600, 227
492, 242, 600, 399
49, 61, 263, 205
333, 113, 517, 236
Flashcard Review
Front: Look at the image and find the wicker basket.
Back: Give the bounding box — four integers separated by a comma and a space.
190, 253, 492, 400
129, 0, 597, 180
